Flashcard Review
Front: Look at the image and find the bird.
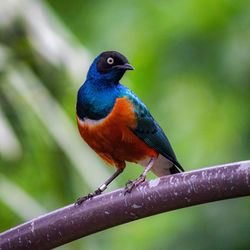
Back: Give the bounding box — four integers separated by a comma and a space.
76, 51, 184, 205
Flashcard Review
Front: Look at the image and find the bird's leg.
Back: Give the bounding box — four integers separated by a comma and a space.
76, 168, 124, 205
125, 158, 156, 194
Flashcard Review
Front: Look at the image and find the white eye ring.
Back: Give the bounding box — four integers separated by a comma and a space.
107, 57, 114, 65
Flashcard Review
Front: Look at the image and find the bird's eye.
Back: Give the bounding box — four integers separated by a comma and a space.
107, 57, 114, 65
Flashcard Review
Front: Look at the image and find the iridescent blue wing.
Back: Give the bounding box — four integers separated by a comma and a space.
118, 84, 184, 172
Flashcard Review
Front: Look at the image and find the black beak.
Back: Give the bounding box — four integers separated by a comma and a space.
113, 63, 135, 71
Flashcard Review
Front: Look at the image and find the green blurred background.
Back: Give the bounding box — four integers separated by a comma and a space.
0, 0, 250, 249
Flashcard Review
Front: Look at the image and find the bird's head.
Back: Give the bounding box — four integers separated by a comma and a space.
87, 51, 134, 83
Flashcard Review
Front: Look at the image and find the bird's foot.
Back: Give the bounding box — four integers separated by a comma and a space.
75, 189, 102, 206
124, 175, 146, 194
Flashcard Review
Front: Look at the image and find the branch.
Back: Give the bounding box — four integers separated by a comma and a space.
1, 161, 250, 249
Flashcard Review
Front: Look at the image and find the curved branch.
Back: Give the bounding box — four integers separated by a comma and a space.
0, 161, 250, 249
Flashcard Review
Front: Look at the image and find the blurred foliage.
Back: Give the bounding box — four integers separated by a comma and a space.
0, 0, 250, 249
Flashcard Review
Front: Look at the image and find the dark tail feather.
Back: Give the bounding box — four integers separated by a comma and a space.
171, 160, 184, 173
169, 165, 180, 174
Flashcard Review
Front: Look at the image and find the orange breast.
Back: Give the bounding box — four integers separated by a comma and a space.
76, 97, 158, 169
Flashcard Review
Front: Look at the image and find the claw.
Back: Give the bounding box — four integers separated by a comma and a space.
125, 180, 133, 187
75, 188, 103, 206
75, 196, 87, 206
124, 176, 146, 195
75, 193, 93, 206
75, 169, 124, 206
75, 189, 102, 206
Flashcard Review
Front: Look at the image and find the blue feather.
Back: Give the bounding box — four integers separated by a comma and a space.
77, 56, 119, 120
76, 52, 183, 172
117, 84, 184, 172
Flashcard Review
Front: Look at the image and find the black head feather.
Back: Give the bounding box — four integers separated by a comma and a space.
97, 51, 133, 74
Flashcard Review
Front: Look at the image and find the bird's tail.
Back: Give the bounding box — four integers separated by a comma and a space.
138, 155, 184, 177
169, 165, 181, 174
151, 155, 184, 177
172, 159, 185, 172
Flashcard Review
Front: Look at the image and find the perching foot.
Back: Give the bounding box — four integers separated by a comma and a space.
75, 189, 102, 206
124, 175, 146, 194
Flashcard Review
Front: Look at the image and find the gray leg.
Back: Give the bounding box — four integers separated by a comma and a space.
125, 158, 156, 194
76, 168, 124, 205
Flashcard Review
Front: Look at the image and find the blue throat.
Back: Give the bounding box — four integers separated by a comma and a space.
77, 57, 122, 120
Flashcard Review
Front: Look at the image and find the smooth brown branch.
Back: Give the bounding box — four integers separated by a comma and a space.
0, 161, 250, 250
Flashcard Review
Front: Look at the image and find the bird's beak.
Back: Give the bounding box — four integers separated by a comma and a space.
113, 63, 135, 71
